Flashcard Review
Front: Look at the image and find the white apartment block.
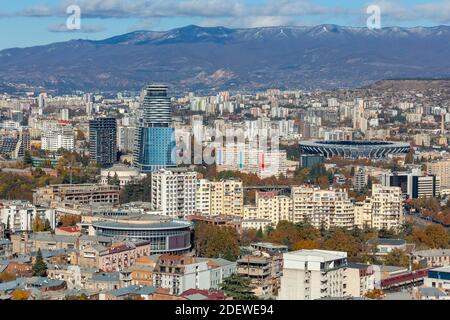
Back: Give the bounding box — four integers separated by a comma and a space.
41, 120, 74, 152
278, 250, 348, 300
151, 169, 198, 218
0, 200, 56, 232
220, 143, 287, 178
370, 184, 403, 231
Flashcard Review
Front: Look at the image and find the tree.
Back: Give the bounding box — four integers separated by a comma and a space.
195, 223, 240, 261
423, 225, 449, 249
220, 274, 258, 300
11, 289, 30, 300
64, 294, 88, 300
365, 289, 384, 300
322, 228, 362, 260
292, 239, 320, 250
32, 249, 47, 277
405, 149, 415, 164
384, 248, 410, 268
32, 216, 45, 232
23, 152, 33, 165
44, 219, 52, 231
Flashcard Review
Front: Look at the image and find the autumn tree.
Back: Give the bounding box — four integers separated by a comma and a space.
322, 228, 362, 260
422, 225, 449, 249
195, 223, 240, 261
292, 239, 320, 250
32, 216, 45, 232
11, 289, 30, 300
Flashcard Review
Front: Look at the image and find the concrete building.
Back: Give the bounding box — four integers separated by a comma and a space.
345, 263, 375, 298
33, 184, 120, 207
151, 169, 198, 217
427, 159, 450, 188
0, 200, 56, 233
99, 165, 144, 187
370, 184, 403, 231
152, 254, 236, 295
424, 266, 450, 291
412, 249, 450, 268
278, 250, 348, 300
76, 241, 151, 272
89, 117, 117, 168
291, 186, 354, 229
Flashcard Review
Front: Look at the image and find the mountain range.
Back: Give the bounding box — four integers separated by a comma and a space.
2, 24, 450, 93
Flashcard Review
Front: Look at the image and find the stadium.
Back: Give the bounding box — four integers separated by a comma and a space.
84, 211, 192, 254
299, 140, 410, 159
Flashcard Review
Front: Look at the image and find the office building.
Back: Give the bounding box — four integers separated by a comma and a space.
89, 117, 117, 168
133, 84, 176, 173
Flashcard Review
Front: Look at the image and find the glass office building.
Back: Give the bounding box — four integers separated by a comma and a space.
133, 84, 176, 173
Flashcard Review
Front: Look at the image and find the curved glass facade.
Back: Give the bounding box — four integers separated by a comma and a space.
93, 224, 191, 254
133, 84, 177, 173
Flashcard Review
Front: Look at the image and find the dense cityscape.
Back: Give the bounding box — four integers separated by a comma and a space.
0, 80, 449, 301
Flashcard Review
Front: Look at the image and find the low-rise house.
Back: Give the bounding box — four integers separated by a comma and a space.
77, 241, 151, 272
412, 249, 450, 268
367, 239, 407, 258
0, 239, 12, 257
424, 266, 450, 291
99, 285, 157, 300
84, 272, 124, 292
0, 258, 33, 278
47, 264, 97, 290
180, 289, 227, 300
152, 254, 236, 295
0, 277, 66, 295
414, 287, 450, 300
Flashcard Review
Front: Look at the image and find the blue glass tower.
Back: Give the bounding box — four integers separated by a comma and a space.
133, 84, 176, 173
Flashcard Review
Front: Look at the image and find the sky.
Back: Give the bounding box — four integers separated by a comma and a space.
1, 0, 450, 50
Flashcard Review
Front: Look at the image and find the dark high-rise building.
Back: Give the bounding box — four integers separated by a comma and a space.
133, 84, 176, 173
89, 117, 117, 168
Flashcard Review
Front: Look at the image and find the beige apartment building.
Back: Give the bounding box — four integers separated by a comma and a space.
197, 179, 243, 216
291, 186, 354, 229
427, 159, 450, 188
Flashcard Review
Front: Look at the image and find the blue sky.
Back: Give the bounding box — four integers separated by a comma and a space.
0, 0, 449, 50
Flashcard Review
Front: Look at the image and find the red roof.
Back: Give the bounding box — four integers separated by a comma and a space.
180, 289, 226, 300
57, 226, 79, 233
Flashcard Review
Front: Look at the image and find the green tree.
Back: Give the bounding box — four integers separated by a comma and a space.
23, 152, 33, 165
384, 248, 410, 268
44, 219, 52, 231
32, 249, 47, 277
220, 274, 258, 300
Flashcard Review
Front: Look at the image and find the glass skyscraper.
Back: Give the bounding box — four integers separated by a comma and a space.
133, 84, 176, 173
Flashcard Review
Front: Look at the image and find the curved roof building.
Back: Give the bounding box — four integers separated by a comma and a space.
299, 140, 410, 159
88, 212, 191, 254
